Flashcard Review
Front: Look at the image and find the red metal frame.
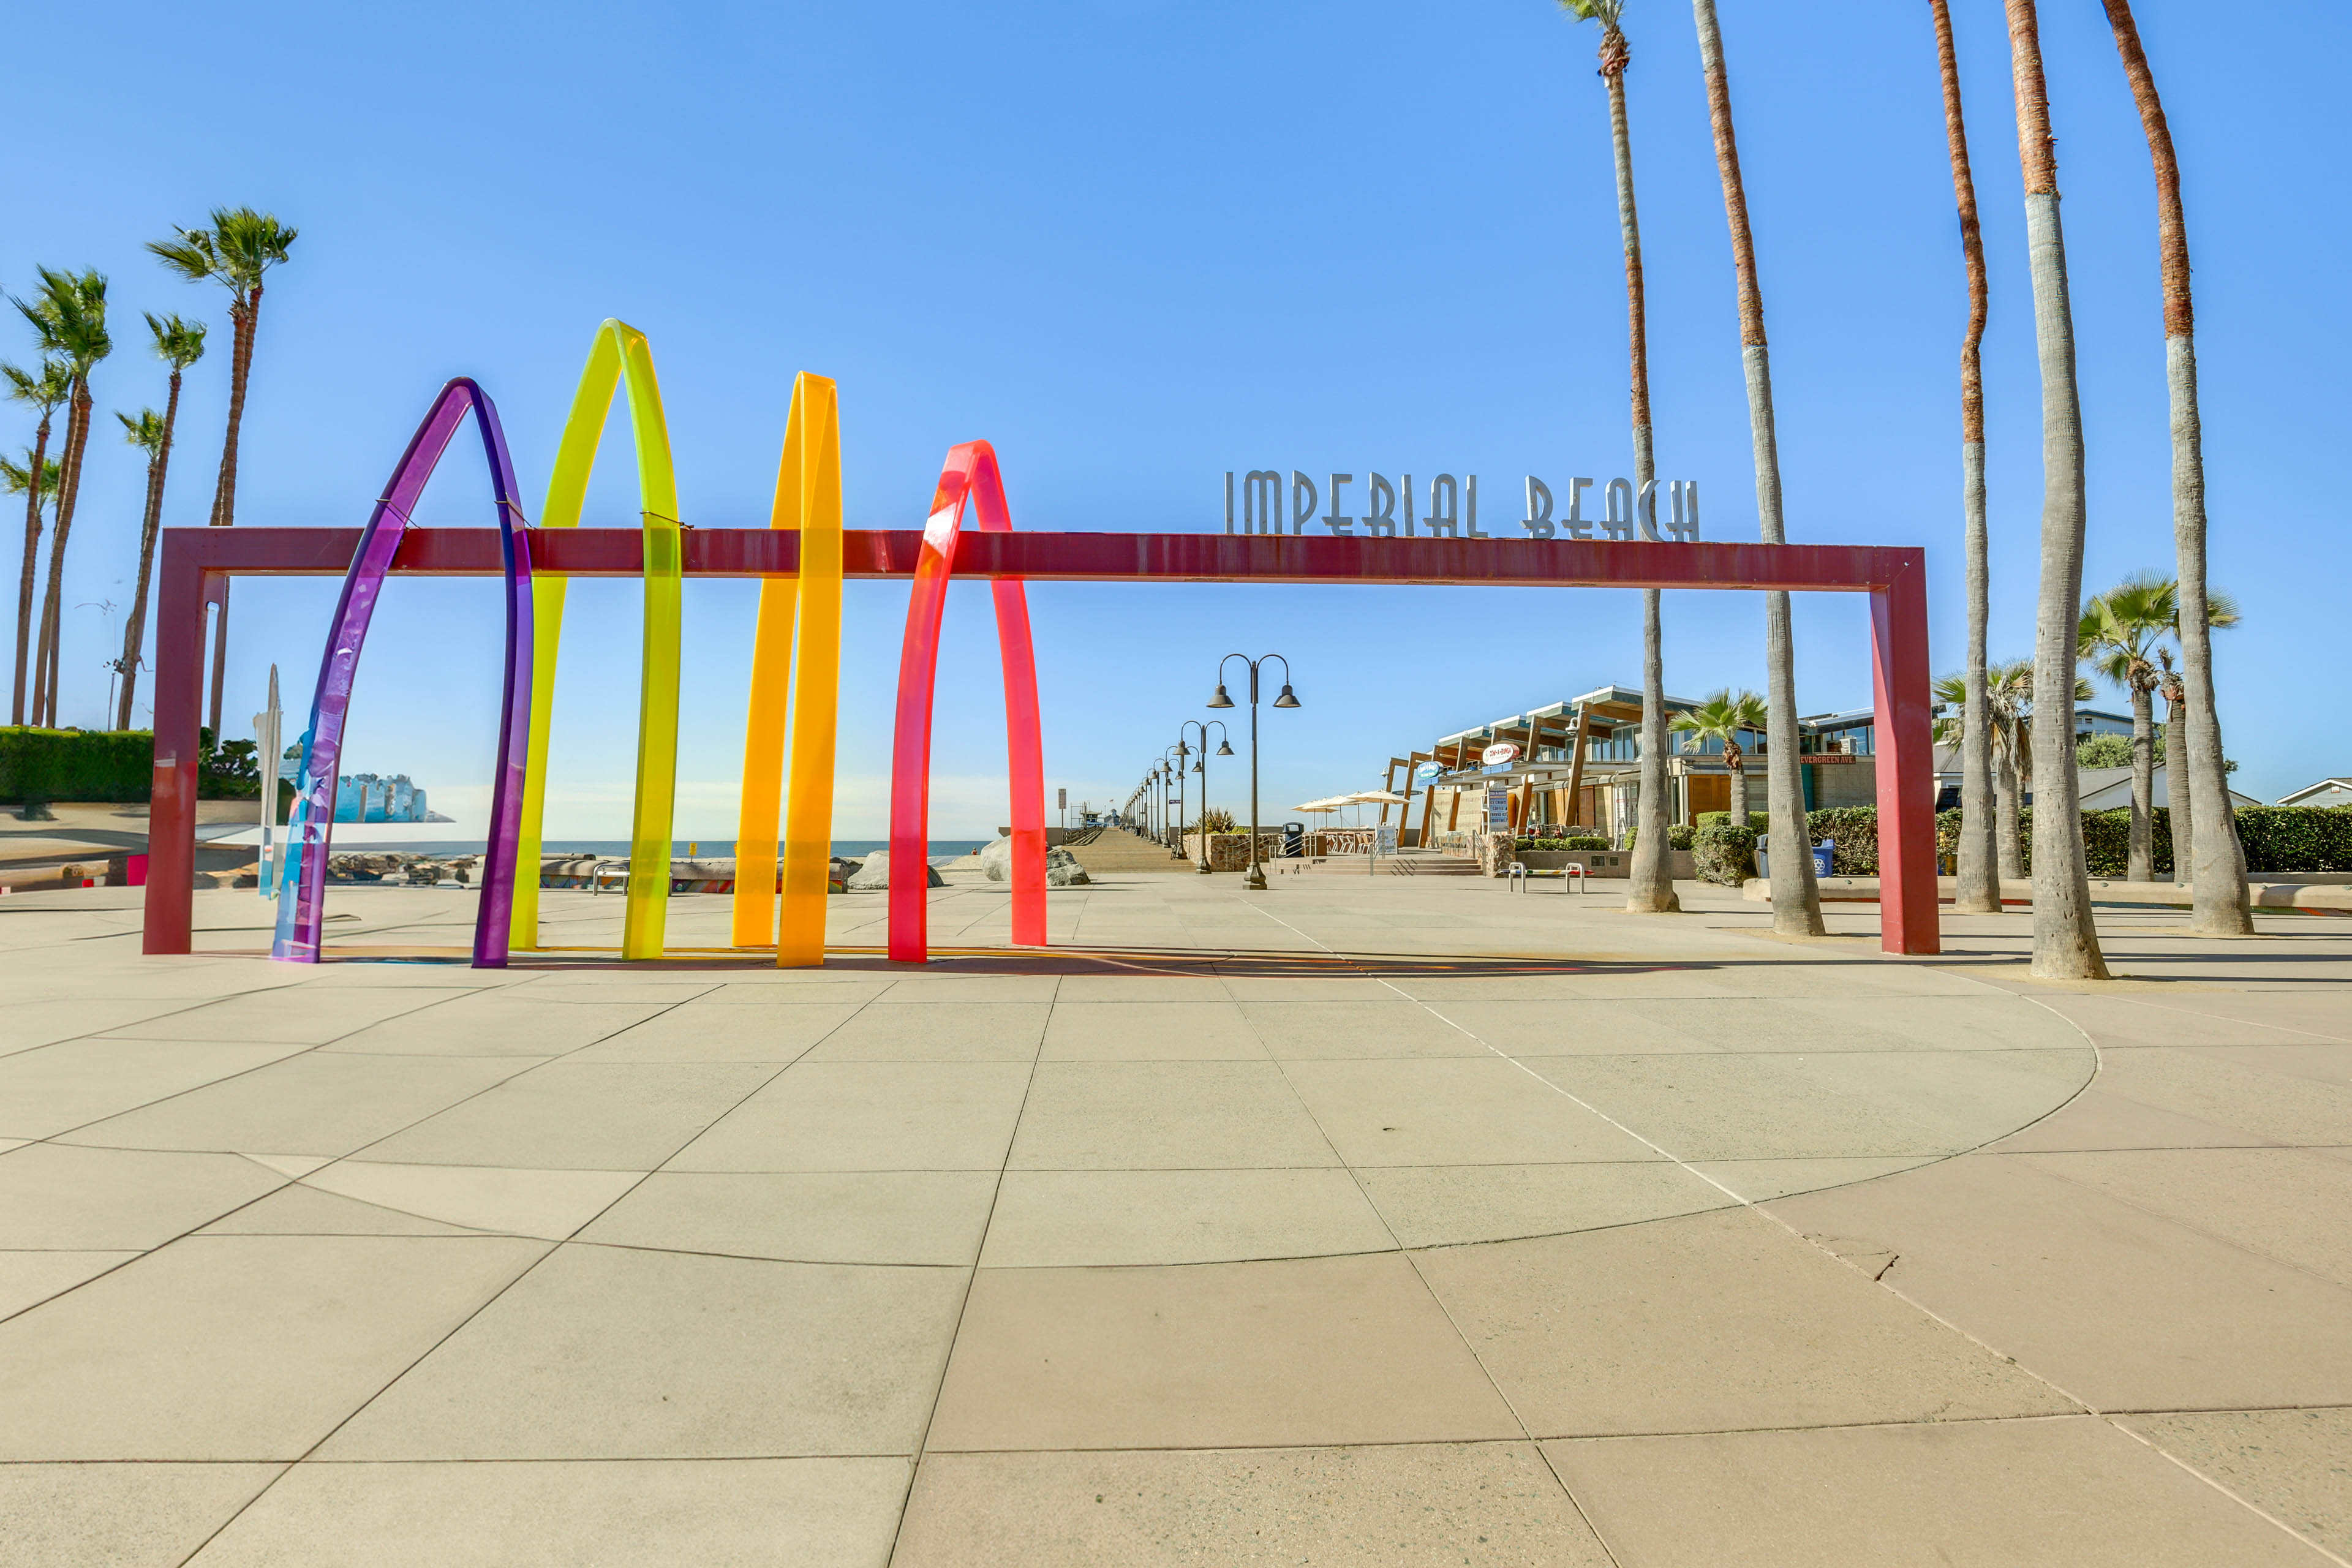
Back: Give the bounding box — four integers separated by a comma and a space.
143, 526, 1938, 958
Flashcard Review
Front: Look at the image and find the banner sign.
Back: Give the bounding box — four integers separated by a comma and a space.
1224, 470, 1699, 542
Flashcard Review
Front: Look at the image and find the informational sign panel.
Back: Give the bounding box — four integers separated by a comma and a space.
1485, 787, 1510, 831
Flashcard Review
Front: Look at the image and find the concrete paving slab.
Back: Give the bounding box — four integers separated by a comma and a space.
0, 1037, 316, 1140
802, 1001, 1049, 1061
355, 1062, 775, 1170
1424, 998, 1724, 1055
892, 1442, 1612, 1567
1771, 1153, 2352, 1411
195, 1182, 490, 1237
1415, 1207, 2072, 1436
1543, 1416, 2328, 1566
300, 1161, 643, 1240
2034, 992, 2337, 1048
1008, 1061, 1338, 1170
0, 997, 224, 1058
925, 1252, 1519, 1450
0, 1234, 547, 1458
323, 994, 674, 1056
1520, 1047, 2090, 1162
2089, 1047, 2352, 1146
2172, 1040, 2352, 1087
2138, 991, 2352, 1041
97, 987, 478, 1045
1686, 1153, 1939, 1202
0, 1461, 284, 1568
578, 1170, 999, 1264
1039, 1000, 1268, 1060
1281, 1057, 1671, 1167
1354, 1161, 1735, 1248
0, 1142, 285, 1248
2120, 1408, 2352, 1562
1238, 1000, 1488, 1059
667, 1061, 1031, 1171
980, 1167, 1396, 1266
56, 1051, 544, 1158
185, 1456, 910, 1567
319, 1243, 965, 1459
0, 1248, 138, 1318
2014, 1146, 2352, 1289
563, 1001, 861, 1062
1986, 1084, 2289, 1152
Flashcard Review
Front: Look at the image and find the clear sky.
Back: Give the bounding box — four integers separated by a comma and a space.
10, 0, 2346, 837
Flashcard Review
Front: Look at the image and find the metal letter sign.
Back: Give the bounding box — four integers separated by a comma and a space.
1226, 473, 1697, 541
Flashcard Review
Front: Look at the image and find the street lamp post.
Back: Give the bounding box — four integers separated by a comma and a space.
1164, 745, 1190, 859
1208, 654, 1300, 891
1180, 719, 1233, 874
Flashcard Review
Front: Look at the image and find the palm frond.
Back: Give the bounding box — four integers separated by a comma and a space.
117, 408, 166, 453
143, 311, 208, 369
1, 447, 60, 500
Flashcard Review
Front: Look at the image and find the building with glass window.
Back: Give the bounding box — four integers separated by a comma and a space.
1378, 686, 2141, 848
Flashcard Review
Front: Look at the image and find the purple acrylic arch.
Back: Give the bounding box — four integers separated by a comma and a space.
271, 379, 534, 967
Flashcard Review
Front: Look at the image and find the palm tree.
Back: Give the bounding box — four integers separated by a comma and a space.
2152, 588, 2240, 884
2078, 575, 2177, 881
2, 356, 68, 723
2000, 0, 2105, 979
12, 268, 110, 728
1929, 0, 1999, 916
1983, 658, 2034, 882
1562, 0, 1678, 915
151, 209, 295, 736
1672, 688, 1768, 826
2098, 3, 2246, 936
1689, 0, 1821, 935
113, 313, 206, 729
148, 208, 295, 530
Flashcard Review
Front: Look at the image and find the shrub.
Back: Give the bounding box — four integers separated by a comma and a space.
2236, 805, 2352, 874
1693, 822, 1757, 885
1194, 807, 1237, 834
1697, 809, 1767, 834
2075, 733, 2135, 769
1804, 807, 1880, 875
1517, 835, 1608, 851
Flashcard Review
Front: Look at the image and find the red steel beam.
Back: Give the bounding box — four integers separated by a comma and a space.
158, 526, 1919, 592
143, 525, 1936, 959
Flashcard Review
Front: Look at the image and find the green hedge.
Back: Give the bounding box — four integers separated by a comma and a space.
1694, 822, 1757, 885
1517, 835, 1608, 852
1697, 810, 1767, 833
1823, 803, 2352, 878
1, 726, 262, 802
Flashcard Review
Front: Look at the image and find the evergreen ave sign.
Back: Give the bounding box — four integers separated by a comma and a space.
1224, 470, 1702, 541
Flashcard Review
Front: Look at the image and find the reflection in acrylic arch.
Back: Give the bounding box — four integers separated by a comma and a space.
270, 378, 533, 967
889, 440, 1046, 962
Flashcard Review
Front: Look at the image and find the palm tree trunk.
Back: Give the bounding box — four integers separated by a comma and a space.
116, 369, 181, 729
2099, 1, 2249, 934
1994, 741, 2024, 883
2004, 0, 2107, 979
1730, 760, 1749, 828
1597, 26, 1678, 916
2127, 681, 2154, 880
1934, 0, 2000, 915
1692, 0, 1820, 935
2162, 684, 2190, 883
34, 386, 92, 727
211, 288, 257, 528
12, 412, 50, 725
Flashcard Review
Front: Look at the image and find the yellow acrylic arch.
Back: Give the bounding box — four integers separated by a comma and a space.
731, 372, 842, 965
510, 319, 684, 960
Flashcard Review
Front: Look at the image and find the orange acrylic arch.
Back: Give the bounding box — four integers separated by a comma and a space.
888, 440, 1046, 962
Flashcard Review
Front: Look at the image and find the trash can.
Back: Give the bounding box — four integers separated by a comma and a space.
1281, 822, 1305, 859
1811, 839, 1836, 878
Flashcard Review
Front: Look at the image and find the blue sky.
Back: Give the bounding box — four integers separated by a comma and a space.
10, 0, 2346, 836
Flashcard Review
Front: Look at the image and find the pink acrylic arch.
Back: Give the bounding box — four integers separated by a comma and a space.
888, 440, 1046, 961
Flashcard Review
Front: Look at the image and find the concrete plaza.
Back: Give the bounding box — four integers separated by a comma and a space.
1, 862, 2348, 1564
